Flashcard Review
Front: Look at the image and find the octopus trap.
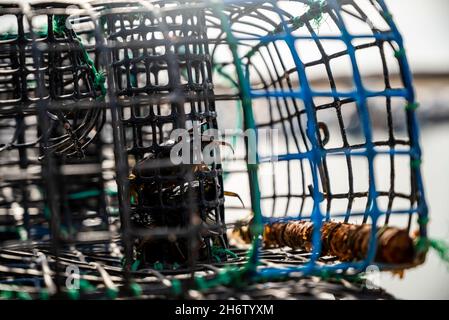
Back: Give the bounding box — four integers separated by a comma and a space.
0, 0, 430, 300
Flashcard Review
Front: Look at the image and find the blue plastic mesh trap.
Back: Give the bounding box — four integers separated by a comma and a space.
211, 0, 428, 277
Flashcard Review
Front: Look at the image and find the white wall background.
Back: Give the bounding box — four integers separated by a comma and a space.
386, 0, 449, 74
379, 0, 449, 300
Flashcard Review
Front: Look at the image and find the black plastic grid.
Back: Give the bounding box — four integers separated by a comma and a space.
0, 2, 110, 250
99, 1, 227, 269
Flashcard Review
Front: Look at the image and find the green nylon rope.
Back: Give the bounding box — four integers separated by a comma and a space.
184, 2, 266, 293
429, 239, 449, 266
53, 15, 106, 97
415, 237, 449, 268
214, 64, 243, 181
214, 0, 263, 269
246, 1, 326, 60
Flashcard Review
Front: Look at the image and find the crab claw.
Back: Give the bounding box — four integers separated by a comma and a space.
224, 191, 245, 208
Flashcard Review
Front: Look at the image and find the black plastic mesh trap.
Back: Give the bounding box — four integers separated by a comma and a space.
0, 2, 111, 255
0, 0, 230, 298
100, 1, 228, 268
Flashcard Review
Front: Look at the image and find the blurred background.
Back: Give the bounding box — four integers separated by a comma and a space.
377, 0, 449, 300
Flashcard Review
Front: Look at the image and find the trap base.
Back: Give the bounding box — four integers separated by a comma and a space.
0, 241, 393, 300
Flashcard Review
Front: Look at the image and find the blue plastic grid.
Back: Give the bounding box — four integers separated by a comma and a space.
210, 0, 428, 278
